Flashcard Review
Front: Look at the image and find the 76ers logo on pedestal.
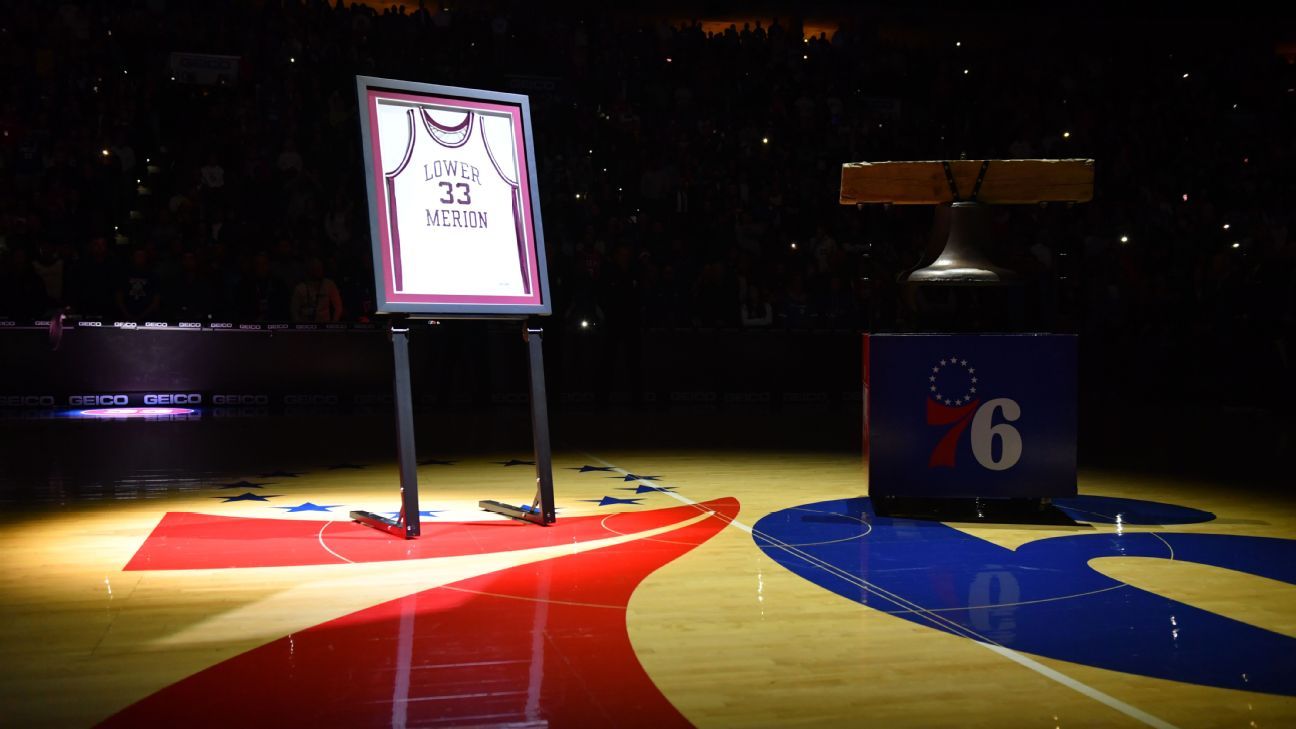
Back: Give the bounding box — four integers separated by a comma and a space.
866, 334, 1074, 498
927, 357, 1021, 471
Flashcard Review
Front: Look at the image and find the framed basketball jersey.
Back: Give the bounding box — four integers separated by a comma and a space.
357, 76, 551, 317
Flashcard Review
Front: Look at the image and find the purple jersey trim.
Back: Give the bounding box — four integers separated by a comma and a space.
366, 89, 544, 308
420, 108, 473, 148
482, 125, 531, 295
384, 109, 418, 291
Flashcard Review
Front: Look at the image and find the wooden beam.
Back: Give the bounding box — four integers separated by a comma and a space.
839, 159, 1094, 205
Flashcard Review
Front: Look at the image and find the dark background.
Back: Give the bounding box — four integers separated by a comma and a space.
1, 1, 1293, 453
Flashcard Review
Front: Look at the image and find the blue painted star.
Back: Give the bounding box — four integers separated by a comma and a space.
384, 510, 445, 518
326, 463, 366, 470
258, 471, 301, 478
579, 496, 644, 506
496, 459, 534, 467
418, 459, 456, 466
274, 502, 342, 513
612, 473, 660, 482
217, 480, 269, 489
616, 485, 678, 494
214, 492, 280, 502
569, 465, 616, 472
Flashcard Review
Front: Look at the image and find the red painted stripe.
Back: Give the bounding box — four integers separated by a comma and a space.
101, 498, 738, 728
125, 501, 728, 570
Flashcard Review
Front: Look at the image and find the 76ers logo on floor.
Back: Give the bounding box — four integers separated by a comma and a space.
866, 334, 1076, 498
926, 357, 1021, 471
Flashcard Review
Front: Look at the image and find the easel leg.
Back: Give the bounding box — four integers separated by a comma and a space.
526, 327, 556, 523
392, 322, 422, 537
479, 325, 556, 525
351, 320, 421, 538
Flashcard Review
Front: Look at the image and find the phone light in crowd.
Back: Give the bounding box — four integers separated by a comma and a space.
803, 55, 809, 60
580, 320, 590, 329
956, 41, 962, 47
963, 68, 970, 75
1222, 223, 1231, 230
1232, 242, 1241, 249
574, 193, 582, 200
1182, 73, 1189, 79
1182, 194, 1189, 202
665, 57, 672, 63
290, 57, 295, 63
762, 137, 769, 144
790, 242, 799, 251
1062, 131, 1071, 139
1120, 235, 1130, 244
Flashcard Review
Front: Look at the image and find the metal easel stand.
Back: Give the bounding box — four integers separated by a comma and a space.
479, 325, 557, 525
351, 317, 422, 539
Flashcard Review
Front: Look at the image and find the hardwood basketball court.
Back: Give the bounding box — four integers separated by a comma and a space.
1, 408, 1292, 727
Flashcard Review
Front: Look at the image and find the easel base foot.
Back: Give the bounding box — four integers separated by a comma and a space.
479, 500, 553, 525
350, 510, 419, 539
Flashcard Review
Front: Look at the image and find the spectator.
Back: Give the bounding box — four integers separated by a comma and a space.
238, 252, 289, 322
741, 285, 774, 327
68, 237, 118, 317
290, 257, 343, 322
31, 240, 65, 308
164, 251, 212, 321
115, 249, 162, 321
0, 247, 51, 318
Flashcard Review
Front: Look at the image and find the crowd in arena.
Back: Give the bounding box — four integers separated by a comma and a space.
1, 1, 1292, 403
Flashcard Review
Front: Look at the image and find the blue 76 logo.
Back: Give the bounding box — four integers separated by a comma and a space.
754, 495, 1296, 696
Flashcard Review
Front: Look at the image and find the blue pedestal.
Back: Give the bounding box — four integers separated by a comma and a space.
865, 333, 1077, 499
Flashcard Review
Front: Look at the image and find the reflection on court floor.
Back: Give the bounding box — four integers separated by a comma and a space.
755, 496, 1296, 698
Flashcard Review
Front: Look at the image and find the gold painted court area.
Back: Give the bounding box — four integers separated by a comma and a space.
1, 410, 1293, 727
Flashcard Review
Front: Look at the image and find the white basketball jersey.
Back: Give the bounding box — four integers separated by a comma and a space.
384, 108, 530, 296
